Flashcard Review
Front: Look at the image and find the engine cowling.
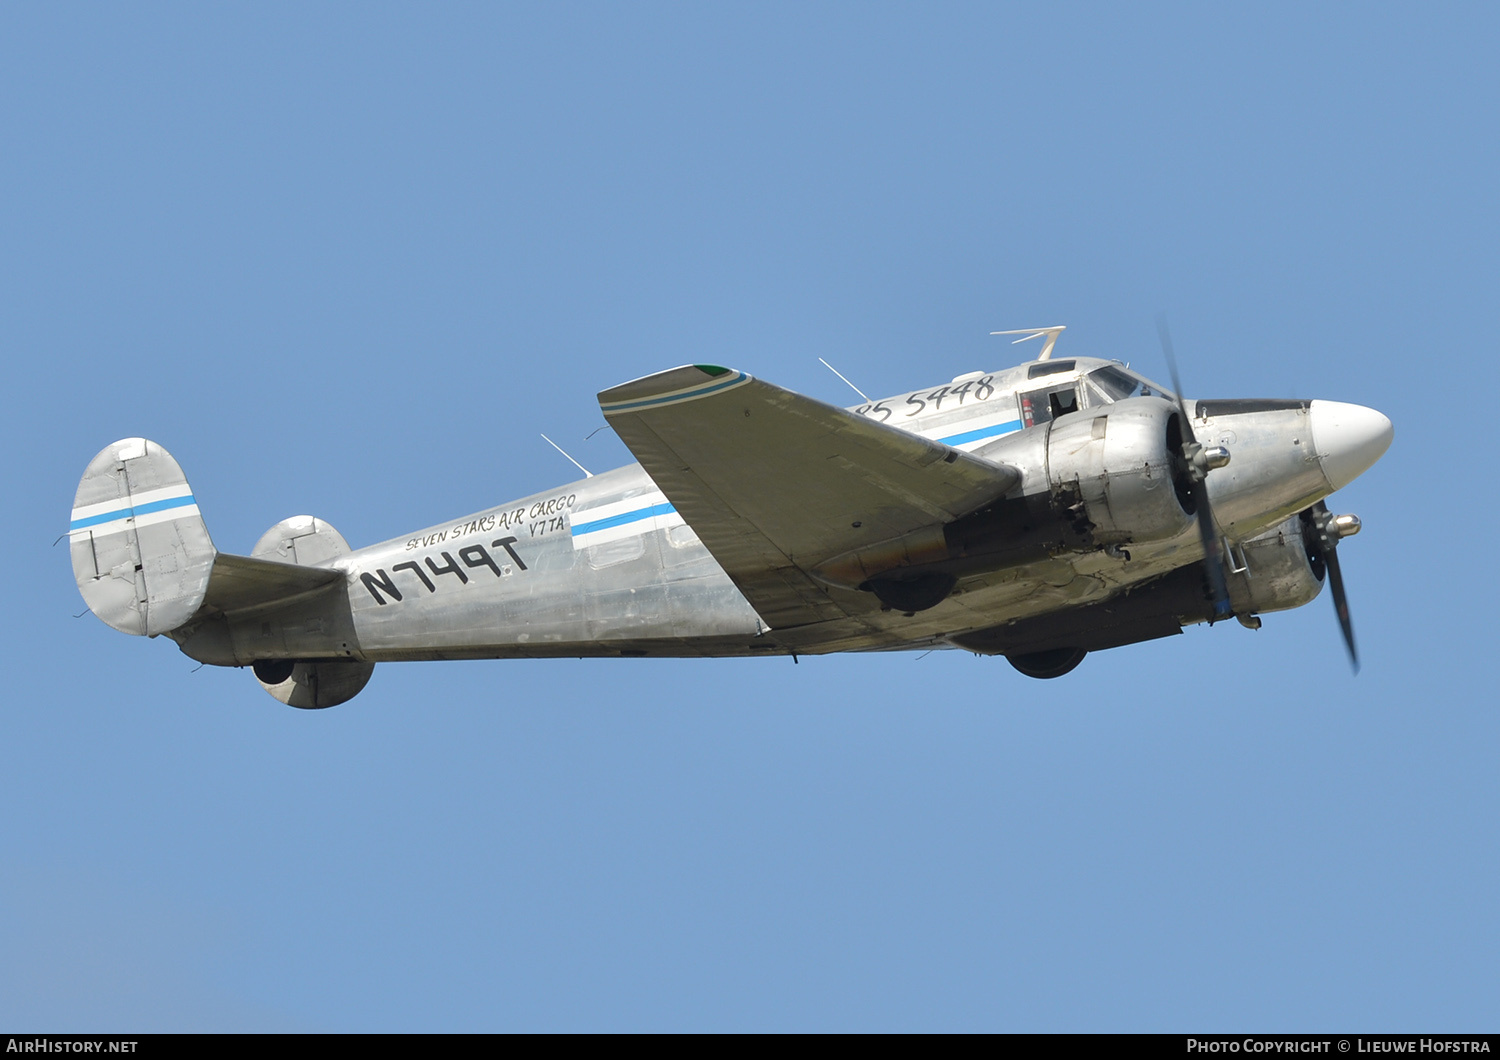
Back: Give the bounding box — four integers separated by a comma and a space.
253, 658, 375, 709
1044, 397, 1196, 547
812, 398, 1204, 610
1225, 513, 1325, 616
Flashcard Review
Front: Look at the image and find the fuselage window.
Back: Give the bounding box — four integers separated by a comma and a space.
1019, 383, 1082, 427
1020, 390, 1043, 428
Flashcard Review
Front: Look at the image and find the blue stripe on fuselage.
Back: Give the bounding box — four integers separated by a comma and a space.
571, 502, 676, 537
936, 420, 1021, 446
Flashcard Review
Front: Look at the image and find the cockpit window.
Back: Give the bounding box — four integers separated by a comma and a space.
1088, 365, 1174, 402
1027, 360, 1076, 379
1089, 366, 1140, 400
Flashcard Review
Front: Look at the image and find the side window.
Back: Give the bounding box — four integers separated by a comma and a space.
585, 535, 645, 569
1018, 389, 1048, 428
1018, 385, 1081, 427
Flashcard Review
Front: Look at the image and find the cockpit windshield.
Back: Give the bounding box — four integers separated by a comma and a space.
1087, 365, 1175, 403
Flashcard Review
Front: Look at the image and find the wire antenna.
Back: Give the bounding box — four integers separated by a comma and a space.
817, 358, 871, 402
541, 434, 593, 478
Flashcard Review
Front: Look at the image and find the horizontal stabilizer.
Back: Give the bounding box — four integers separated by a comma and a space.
199, 552, 343, 615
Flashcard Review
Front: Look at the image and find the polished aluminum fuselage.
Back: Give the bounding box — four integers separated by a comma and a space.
175, 356, 1364, 666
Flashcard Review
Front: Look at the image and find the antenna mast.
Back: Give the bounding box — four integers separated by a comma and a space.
540, 434, 593, 478
817, 358, 870, 402
991, 325, 1066, 361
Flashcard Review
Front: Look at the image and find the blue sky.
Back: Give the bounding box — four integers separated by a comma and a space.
2, 3, 1495, 1031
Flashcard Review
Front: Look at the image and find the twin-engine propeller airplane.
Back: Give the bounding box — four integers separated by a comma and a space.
69, 326, 1392, 708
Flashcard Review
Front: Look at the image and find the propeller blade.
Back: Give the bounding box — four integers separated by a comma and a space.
1324, 543, 1359, 672
1308, 500, 1359, 672
1156, 313, 1187, 410
1191, 479, 1233, 620
1156, 314, 1232, 620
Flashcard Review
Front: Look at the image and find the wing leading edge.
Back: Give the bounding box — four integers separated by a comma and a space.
600, 365, 1020, 628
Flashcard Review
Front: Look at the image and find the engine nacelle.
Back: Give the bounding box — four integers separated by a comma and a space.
949, 512, 1328, 669
253, 658, 375, 709
1044, 397, 1195, 546
819, 398, 1204, 608
1225, 513, 1325, 616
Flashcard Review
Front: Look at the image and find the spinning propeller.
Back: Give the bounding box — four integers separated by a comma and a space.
1301, 500, 1363, 671
1155, 316, 1233, 622
1156, 316, 1365, 671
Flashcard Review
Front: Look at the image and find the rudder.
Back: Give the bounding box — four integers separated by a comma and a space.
69, 438, 216, 636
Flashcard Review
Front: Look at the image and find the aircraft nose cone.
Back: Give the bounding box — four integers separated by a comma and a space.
1309, 400, 1393, 490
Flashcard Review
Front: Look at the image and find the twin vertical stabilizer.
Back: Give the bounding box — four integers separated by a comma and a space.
69, 439, 216, 637
70, 439, 345, 638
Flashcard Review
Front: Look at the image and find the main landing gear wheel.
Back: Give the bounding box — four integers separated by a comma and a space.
1006, 647, 1088, 679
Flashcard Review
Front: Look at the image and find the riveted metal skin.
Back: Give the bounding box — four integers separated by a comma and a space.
1042, 396, 1195, 547
69, 439, 216, 637
70, 352, 1392, 697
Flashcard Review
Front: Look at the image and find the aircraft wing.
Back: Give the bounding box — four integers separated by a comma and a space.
599, 365, 1019, 628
